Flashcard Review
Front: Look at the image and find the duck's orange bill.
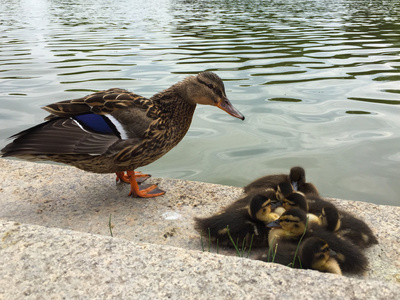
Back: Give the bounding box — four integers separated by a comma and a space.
217, 98, 245, 120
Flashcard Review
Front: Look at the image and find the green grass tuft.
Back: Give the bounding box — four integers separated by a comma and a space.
109, 214, 113, 237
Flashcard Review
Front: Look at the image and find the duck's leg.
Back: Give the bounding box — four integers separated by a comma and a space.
126, 170, 165, 198
116, 171, 150, 184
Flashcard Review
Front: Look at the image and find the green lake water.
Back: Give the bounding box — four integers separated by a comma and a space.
1, 0, 400, 205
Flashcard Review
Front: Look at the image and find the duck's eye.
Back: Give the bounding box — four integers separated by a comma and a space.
207, 83, 214, 89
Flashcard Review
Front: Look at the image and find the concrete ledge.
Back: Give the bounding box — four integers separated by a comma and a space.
1, 220, 399, 299
1, 159, 399, 298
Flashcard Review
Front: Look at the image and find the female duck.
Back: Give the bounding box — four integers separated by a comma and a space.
1, 72, 244, 197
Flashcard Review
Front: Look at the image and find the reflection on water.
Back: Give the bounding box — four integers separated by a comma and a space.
0, 0, 399, 205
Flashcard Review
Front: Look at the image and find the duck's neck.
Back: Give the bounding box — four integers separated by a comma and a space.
152, 84, 197, 121
149, 85, 197, 150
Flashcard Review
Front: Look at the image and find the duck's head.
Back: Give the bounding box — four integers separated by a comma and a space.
282, 192, 309, 212
276, 182, 293, 201
319, 206, 341, 232
247, 190, 279, 223
267, 208, 308, 238
299, 237, 342, 275
180, 72, 245, 120
289, 166, 306, 190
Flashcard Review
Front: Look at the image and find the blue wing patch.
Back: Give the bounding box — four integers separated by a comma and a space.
73, 113, 120, 138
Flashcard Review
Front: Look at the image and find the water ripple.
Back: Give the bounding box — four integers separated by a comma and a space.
0, 0, 400, 205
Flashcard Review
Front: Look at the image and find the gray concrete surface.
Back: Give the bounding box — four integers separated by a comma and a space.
0, 159, 399, 299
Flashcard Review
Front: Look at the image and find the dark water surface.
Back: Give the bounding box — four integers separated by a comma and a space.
1, 0, 399, 205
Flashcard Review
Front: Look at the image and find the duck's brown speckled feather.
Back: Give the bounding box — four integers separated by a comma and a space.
2, 86, 195, 173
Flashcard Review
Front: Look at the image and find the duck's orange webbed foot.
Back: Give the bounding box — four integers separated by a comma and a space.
116, 171, 151, 184
125, 170, 165, 198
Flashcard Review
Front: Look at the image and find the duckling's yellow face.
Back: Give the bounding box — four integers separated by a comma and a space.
310, 244, 342, 275
253, 199, 273, 222
311, 243, 331, 266
299, 237, 342, 275
268, 213, 306, 247
278, 214, 306, 236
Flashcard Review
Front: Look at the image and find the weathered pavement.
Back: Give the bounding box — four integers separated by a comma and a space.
1, 159, 399, 299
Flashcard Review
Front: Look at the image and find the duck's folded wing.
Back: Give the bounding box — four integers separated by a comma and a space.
1, 118, 125, 156
43, 88, 150, 120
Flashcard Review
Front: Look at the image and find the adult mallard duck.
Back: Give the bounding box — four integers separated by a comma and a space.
1, 71, 244, 197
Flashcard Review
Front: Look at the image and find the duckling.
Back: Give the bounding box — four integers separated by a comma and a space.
223, 188, 278, 211
276, 181, 294, 201
267, 208, 368, 274
284, 195, 378, 249
299, 237, 342, 275
320, 206, 378, 248
306, 193, 337, 216
267, 208, 308, 247
1, 72, 244, 198
244, 166, 319, 196
258, 236, 342, 275
289, 166, 319, 196
319, 206, 341, 232
194, 190, 279, 248
282, 192, 309, 212
279, 191, 320, 224
244, 172, 288, 194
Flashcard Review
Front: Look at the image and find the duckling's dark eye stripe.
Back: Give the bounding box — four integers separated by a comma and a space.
281, 219, 298, 223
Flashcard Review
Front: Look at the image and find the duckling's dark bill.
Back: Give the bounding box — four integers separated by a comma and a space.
217, 98, 245, 120
267, 219, 282, 228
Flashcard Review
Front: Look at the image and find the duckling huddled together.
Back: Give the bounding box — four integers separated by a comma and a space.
195, 166, 378, 276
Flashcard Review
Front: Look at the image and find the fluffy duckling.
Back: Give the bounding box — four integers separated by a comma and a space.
223, 188, 279, 212
319, 206, 341, 232
1, 72, 244, 198
320, 206, 378, 248
306, 193, 337, 216
244, 173, 288, 194
244, 166, 319, 196
284, 195, 378, 249
194, 191, 279, 248
279, 191, 320, 224
267, 208, 368, 274
259, 236, 342, 275
275, 182, 294, 201
289, 166, 319, 196
299, 237, 342, 275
